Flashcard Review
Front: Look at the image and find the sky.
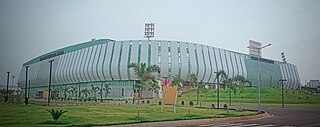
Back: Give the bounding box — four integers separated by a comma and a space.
0, 0, 319, 88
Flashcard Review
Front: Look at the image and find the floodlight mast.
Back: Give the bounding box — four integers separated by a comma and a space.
144, 23, 155, 41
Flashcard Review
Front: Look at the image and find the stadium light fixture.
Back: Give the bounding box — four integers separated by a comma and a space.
144, 23, 155, 41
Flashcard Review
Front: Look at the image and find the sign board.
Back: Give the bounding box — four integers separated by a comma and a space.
43, 90, 48, 100
162, 86, 178, 105
248, 40, 261, 57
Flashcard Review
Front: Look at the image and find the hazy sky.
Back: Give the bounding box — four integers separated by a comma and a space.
0, 0, 319, 88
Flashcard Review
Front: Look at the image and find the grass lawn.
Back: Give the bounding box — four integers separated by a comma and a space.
167, 87, 320, 109
0, 102, 257, 127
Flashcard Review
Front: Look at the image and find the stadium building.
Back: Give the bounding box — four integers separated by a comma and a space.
17, 39, 300, 99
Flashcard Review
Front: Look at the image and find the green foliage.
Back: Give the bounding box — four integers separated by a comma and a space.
181, 101, 184, 105
211, 104, 215, 109
172, 75, 184, 90
158, 101, 162, 105
189, 101, 193, 106
224, 104, 228, 109
45, 109, 67, 121
189, 74, 198, 88
129, 63, 160, 99
81, 88, 91, 101
103, 83, 111, 99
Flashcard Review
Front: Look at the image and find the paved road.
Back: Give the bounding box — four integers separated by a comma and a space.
196, 108, 320, 127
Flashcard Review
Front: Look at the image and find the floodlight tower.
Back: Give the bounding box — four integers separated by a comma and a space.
144, 23, 155, 41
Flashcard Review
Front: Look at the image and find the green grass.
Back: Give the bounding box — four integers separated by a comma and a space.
0, 103, 256, 127
169, 87, 320, 109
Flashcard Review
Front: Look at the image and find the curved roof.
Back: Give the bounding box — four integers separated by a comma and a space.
23, 39, 114, 66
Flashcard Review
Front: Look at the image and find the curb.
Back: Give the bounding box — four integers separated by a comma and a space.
109, 112, 272, 127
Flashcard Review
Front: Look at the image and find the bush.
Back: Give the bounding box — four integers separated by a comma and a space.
125, 100, 128, 104
147, 100, 150, 104
298, 97, 301, 100
223, 104, 228, 109
189, 101, 193, 106
141, 100, 145, 104
306, 96, 309, 100
181, 101, 184, 106
46, 109, 67, 121
158, 101, 162, 105
211, 104, 215, 109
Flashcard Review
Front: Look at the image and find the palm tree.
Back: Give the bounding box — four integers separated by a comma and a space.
103, 83, 111, 100
188, 74, 200, 104
51, 87, 60, 100
198, 82, 208, 105
128, 63, 160, 100
189, 73, 198, 89
91, 84, 100, 101
63, 87, 70, 100
81, 88, 91, 102
233, 75, 250, 110
69, 86, 77, 100
223, 77, 236, 106
171, 75, 184, 90
148, 81, 160, 98
215, 70, 227, 109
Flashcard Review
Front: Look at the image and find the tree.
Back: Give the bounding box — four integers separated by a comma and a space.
189, 74, 200, 104
51, 87, 60, 100
171, 75, 184, 90
69, 86, 77, 100
148, 81, 160, 98
223, 77, 236, 106
128, 63, 160, 100
103, 83, 111, 100
189, 73, 198, 89
81, 88, 91, 102
63, 87, 70, 100
233, 75, 250, 110
91, 84, 100, 100
215, 70, 227, 109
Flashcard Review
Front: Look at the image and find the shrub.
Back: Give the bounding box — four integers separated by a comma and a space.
125, 100, 128, 104
158, 101, 162, 105
142, 100, 145, 104
223, 104, 228, 109
147, 100, 150, 104
211, 104, 215, 109
189, 101, 193, 106
306, 96, 309, 100
298, 97, 301, 100
46, 109, 67, 121
181, 101, 184, 106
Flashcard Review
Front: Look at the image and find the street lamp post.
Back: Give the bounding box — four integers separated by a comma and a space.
5, 72, 10, 103
214, 72, 220, 109
25, 66, 29, 105
279, 79, 287, 108
256, 43, 271, 113
48, 60, 54, 106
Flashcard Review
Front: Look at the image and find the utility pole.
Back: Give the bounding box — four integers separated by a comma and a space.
25, 66, 29, 105
279, 79, 287, 108
48, 60, 54, 106
5, 72, 10, 102
214, 72, 220, 109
